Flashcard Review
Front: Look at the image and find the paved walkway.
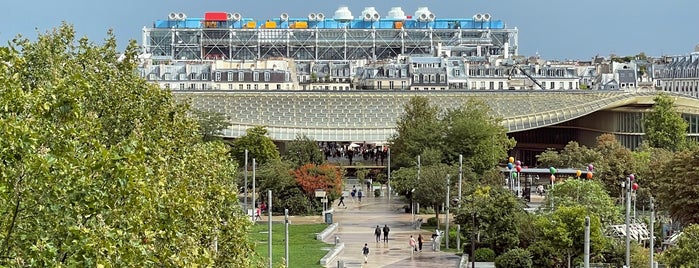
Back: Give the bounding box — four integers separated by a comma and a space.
324, 191, 461, 268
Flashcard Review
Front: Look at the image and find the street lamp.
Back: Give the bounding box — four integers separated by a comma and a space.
625, 174, 637, 268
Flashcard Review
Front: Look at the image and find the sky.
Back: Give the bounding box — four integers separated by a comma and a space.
1, 0, 698, 60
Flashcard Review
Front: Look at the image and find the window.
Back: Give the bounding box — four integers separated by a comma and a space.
454, 69, 460, 76
227, 71, 233, 81
489, 82, 494, 90
569, 82, 573, 89
201, 73, 209, 80
238, 72, 244, 82
247, 84, 251, 90
189, 73, 197, 80
164, 73, 172, 80
377, 81, 382, 89
277, 84, 281, 89
253, 72, 259, 81
179, 83, 185, 90
498, 82, 503, 89
285, 72, 290, 82
215, 72, 221, 81
189, 83, 195, 89
228, 84, 233, 90
265, 84, 269, 90
254, 84, 258, 90
264, 72, 270, 82
389, 81, 394, 89
239, 84, 244, 90
550, 82, 555, 89
165, 84, 170, 89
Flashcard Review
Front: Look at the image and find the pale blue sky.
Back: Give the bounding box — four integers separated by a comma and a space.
1, 0, 697, 59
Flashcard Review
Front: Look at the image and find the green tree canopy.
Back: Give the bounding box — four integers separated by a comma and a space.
442, 98, 516, 174
532, 206, 604, 268
231, 126, 280, 166
283, 134, 324, 167
655, 149, 699, 225
644, 93, 688, 151
663, 224, 699, 267
389, 96, 444, 168
192, 109, 231, 142
0, 25, 256, 266
455, 186, 526, 254
545, 179, 622, 225
412, 163, 457, 226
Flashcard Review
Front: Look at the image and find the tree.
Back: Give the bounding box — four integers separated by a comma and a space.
655, 149, 699, 225
592, 134, 638, 196
0, 24, 256, 266
283, 134, 324, 167
231, 126, 280, 166
442, 98, 516, 174
532, 206, 604, 268
455, 186, 525, 254
644, 93, 688, 151
293, 163, 344, 201
389, 96, 444, 168
192, 109, 231, 142
412, 163, 456, 227
494, 248, 533, 268
664, 224, 699, 267
536, 141, 601, 169
545, 179, 621, 225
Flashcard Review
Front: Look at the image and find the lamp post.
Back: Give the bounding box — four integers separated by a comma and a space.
624, 175, 634, 268
457, 154, 462, 252
445, 174, 451, 249
268, 190, 272, 268
244, 149, 248, 212
251, 158, 257, 222
387, 148, 391, 201
649, 196, 655, 268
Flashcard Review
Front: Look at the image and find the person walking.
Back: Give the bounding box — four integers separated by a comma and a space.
337, 195, 346, 207
358, 189, 363, 203
362, 243, 370, 263
417, 234, 424, 252
374, 225, 382, 243
382, 224, 390, 243
410, 235, 417, 253
351, 185, 357, 203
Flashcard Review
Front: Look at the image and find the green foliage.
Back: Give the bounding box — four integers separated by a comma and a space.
532, 206, 604, 267
192, 109, 231, 141
545, 179, 621, 225
389, 96, 444, 168
494, 248, 532, 268
455, 186, 525, 254
656, 149, 699, 224
0, 24, 254, 266
644, 93, 688, 151
664, 224, 699, 267
442, 98, 516, 174
426, 217, 438, 227
536, 141, 600, 169
231, 126, 280, 166
355, 167, 370, 185
374, 188, 381, 197
412, 163, 457, 226
474, 248, 496, 262
283, 134, 324, 168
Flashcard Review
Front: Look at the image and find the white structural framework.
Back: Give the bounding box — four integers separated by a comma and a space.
142, 7, 519, 62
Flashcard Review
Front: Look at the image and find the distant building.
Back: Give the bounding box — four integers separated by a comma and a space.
653, 52, 699, 97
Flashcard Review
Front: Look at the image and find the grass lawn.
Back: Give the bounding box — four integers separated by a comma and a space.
249, 223, 329, 267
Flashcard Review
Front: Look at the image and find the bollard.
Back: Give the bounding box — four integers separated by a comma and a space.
335, 236, 340, 245
337, 259, 344, 268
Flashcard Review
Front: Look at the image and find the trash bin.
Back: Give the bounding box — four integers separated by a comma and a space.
325, 211, 333, 224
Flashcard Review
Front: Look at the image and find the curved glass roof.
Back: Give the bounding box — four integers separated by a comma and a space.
174, 90, 699, 141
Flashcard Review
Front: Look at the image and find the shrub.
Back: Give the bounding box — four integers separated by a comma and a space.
474, 248, 496, 262
494, 248, 532, 268
425, 217, 438, 227
374, 189, 381, 197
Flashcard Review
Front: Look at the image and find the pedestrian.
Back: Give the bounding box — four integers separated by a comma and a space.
351, 186, 357, 203
410, 235, 417, 253
417, 234, 424, 252
254, 207, 262, 221
358, 189, 363, 203
337, 195, 346, 207
362, 243, 370, 263
382, 224, 390, 243
374, 225, 382, 242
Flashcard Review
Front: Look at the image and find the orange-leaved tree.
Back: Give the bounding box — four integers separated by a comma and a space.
294, 163, 344, 200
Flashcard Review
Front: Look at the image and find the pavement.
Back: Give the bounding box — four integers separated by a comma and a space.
255, 187, 548, 268
322, 188, 462, 268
